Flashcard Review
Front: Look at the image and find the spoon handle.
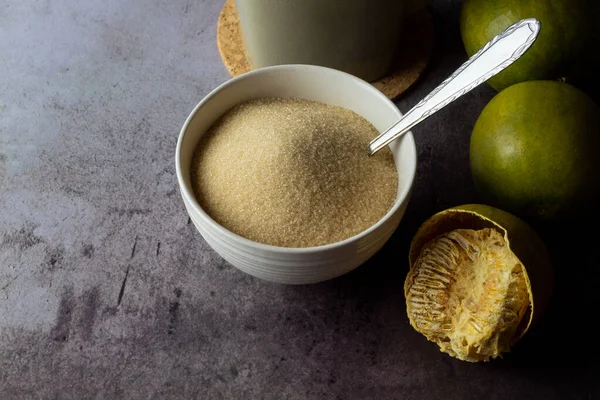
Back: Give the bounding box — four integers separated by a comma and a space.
369, 18, 541, 155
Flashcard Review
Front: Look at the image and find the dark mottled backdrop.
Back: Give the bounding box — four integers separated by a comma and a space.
1, 0, 598, 398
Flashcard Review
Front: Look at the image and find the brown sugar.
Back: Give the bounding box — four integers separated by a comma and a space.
191, 98, 398, 248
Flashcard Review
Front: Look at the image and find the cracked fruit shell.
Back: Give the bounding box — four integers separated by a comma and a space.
404, 204, 553, 362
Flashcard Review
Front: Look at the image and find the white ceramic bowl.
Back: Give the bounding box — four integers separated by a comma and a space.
176, 64, 417, 284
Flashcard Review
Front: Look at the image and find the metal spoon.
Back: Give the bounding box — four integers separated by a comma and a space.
369, 18, 541, 155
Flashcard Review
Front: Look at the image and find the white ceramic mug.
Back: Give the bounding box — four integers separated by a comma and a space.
234, 0, 430, 82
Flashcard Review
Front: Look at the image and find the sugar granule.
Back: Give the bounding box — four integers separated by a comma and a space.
191, 97, 399, 248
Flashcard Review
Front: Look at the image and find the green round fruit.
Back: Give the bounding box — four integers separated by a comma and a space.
460, 0, 591, 91
470, 80, 600, 221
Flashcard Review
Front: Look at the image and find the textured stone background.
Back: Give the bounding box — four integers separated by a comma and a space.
1, 0, 598, 398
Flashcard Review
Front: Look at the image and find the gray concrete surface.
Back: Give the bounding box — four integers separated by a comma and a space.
1, 0, 598, 398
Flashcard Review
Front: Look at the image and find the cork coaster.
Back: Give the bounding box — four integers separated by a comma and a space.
216, 0, 434, 100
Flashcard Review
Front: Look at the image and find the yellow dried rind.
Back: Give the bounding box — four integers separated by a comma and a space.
405, 204, 553, 361
406, 228, 530, 362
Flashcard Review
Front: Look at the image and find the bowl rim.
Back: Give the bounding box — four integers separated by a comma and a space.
175, 64, 417, 254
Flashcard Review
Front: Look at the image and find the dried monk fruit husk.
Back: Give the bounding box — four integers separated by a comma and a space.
404, 204, 553, 362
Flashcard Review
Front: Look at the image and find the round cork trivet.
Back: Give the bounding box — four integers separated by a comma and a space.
217, 0, 434, 100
